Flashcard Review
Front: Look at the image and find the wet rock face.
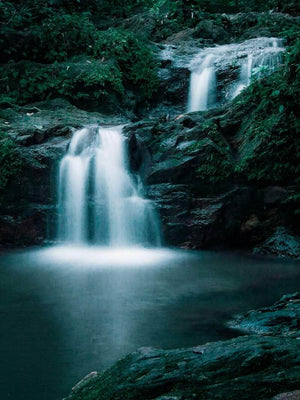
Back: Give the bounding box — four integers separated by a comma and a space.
124, 108, 300, 253
193, 19, 230, 43
1, 96, 299, 253
0, 100, 128, 247
229, 293, 300, 338
148, 184, 259, 249
253, 227, 300, 260
64, 294, 300, 400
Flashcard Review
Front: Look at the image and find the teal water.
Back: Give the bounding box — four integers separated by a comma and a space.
0, 247, 299, 400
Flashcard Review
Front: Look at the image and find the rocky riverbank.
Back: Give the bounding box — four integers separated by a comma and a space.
0, 10, 299, 256
63, 293, 300, 400
0, 93, 299, 256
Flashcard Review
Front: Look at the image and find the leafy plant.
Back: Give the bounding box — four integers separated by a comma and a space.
91, 28, 158, 99
233, 38, 300, 185
0, 134, 22, 190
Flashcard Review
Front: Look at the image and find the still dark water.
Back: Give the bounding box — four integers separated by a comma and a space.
0, 246, 299, 400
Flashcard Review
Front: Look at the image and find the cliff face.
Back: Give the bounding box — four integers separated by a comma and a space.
0, 11, 299, 256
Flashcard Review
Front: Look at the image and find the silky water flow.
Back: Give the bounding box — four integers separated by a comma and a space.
57, 126, 161, 247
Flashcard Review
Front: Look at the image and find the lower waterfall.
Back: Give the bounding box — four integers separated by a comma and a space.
57, 126, 161, 247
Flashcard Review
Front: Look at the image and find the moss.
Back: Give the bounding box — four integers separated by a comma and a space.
0, 134, 22, 191
0, 60, 124, 110
90, 28, 158, 99
193, 122, 234, 184
196, 143, 234, 183
232, 37, 300, 185
0, 4, 159, 107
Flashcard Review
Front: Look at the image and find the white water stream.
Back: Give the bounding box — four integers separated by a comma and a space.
187, 37, 284, 112
57, 126, 161, 246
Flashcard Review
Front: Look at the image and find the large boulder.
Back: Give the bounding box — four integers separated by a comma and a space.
64, 294, 300, 400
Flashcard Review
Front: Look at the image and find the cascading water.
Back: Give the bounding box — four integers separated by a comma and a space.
187, 37, 284, 112
57, 126, 161, 247
187, 54, 216, 112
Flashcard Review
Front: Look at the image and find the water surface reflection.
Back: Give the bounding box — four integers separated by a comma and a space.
0, 247, 299, 400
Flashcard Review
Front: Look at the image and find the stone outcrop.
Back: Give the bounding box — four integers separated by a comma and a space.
123, 100, 300, 254
254, 227, 300, 259
63, 293, 300, 400
229, 293, 300, 338
0, 99, 127, 247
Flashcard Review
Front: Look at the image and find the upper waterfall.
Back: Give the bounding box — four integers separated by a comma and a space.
187, 37, 284, 112
57, 126, 161, 247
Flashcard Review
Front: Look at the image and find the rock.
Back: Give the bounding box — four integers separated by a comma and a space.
228, 293, 300, 338
164, 28, 195, 45
0, 206, 49, 247
264, 187, 289, 205
127, 133, 152, 177
241, 214, 260, 233
272, 390, 300, 400
63, 294, 300, 400
71, 372, 100, 393
157, 66, 190, 109
193, 20, 230, 44
123, 107, 299, 252
148, 184, 260, 249
64, 335, 300, 400
0, 100, 128, 247
253, 227, 300, 259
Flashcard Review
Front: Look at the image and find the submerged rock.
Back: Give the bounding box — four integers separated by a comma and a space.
64, 294, 300, 400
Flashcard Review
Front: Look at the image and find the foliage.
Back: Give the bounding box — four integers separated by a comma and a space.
0, 0, 158, 106
152, 0, 300, 14
0, 134, 22, 190
233, 39, 300, 185
0, 10, 97, 63
195, 122, 234, 183
196, 145, 234, 183
0, 60, 124, 108
91, 29, 158, 99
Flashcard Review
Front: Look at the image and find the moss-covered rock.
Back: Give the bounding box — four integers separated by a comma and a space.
64, 294, 300, 400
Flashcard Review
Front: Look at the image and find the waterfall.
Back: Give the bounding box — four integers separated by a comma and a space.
187, 37, 284, 112
187, 54, 216, 112
57, 126, 161, 247
232, 54, 253, 98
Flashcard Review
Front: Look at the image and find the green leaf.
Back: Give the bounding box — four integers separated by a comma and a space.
272, 90, 280, 97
